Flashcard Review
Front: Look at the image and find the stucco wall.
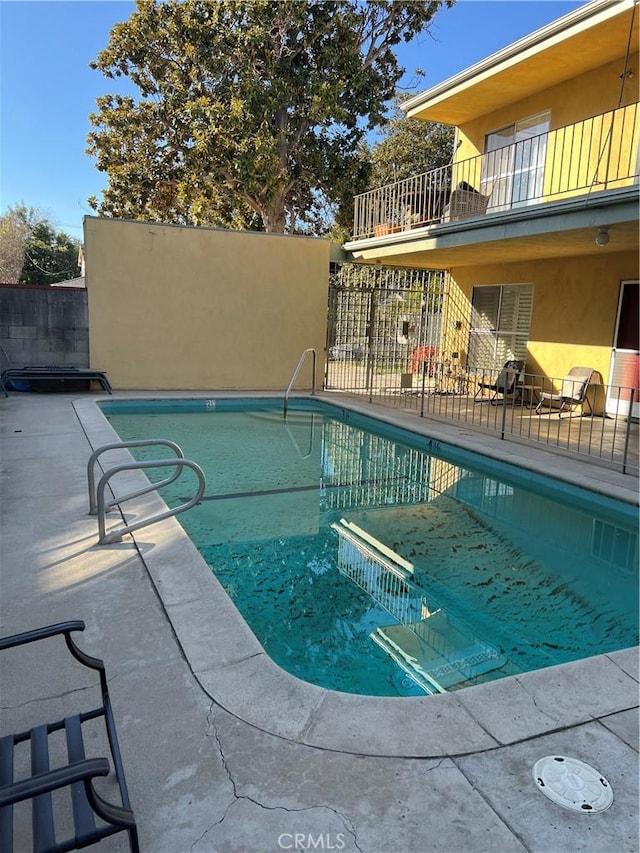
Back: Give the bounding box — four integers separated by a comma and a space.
456, 52, 639, 161
449, 250, 637, 383
0, 284, 88, 367
84, 217, 331, 390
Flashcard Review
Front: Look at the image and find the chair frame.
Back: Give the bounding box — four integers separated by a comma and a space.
474, 360, 525, 405
535, 367, 594, 417
0, 621, 139, 853
442, 181, 493, 222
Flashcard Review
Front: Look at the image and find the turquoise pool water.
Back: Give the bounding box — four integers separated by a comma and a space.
102, 398, 639, 697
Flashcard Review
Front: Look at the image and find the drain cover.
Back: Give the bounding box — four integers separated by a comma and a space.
533, 756, 613, 813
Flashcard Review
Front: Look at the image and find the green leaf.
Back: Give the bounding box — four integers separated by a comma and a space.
87, 0, 452, 234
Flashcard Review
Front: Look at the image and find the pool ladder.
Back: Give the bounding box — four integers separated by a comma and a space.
87, 440, 205, 545
284, 348, 316, 417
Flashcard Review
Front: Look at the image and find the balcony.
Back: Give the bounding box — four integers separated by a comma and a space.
352, 103, 639, 241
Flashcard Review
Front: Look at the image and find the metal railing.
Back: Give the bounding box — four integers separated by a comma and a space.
87, 439, 185, 515
284, 412, 316, 459
353, 102, 639, 239
325, 363, 639, 475
284, 348, 316, 416
87, 440, 205, 544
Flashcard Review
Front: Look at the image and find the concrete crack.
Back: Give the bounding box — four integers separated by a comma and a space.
513, 676, 559, 723
196, 703, 364, 852
606, 652, 640, 684
205, 700, 240, 799
1, 681, 97, 713
422, 757, 448, 773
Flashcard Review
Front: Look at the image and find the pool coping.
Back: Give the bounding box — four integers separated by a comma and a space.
74, 392, 640, 758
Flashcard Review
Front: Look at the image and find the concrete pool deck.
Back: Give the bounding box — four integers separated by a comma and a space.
1, 390, 638, 852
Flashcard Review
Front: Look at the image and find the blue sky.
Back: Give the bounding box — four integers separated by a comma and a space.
0, 0, 584, 241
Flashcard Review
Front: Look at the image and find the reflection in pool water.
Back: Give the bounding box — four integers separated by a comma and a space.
103, 400, 639, 697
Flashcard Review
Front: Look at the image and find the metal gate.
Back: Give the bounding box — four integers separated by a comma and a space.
325, 263, 449, 398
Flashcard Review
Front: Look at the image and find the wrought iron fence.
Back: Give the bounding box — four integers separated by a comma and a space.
326, 358, 639, 476
352, 102, 640, 240
326, 264, 448, 393
325, 264, 638, 474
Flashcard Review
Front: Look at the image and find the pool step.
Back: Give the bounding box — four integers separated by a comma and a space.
372, 611, 507, 693
246, 410, 317, 426
332, 518, 506, 692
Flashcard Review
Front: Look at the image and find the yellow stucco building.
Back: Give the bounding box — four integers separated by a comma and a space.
345, 0, 639, 417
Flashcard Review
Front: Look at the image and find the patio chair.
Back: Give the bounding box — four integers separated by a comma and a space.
475, 360, 524, 405
442, 181, 492, 222
0, 621, 139, 852
535, 367, 594, 416
410, 345, 439, 376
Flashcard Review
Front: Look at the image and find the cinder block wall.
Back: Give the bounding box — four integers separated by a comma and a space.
0, 284, 88, 366
85, 217, 331, 390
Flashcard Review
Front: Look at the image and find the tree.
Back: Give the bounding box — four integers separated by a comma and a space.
368, 97, 455, 188
0, 206, 81, 285
0, 209, 30, 283
20, 219, 81, 285
87, 0, 453, 234
328, 99, 455, 241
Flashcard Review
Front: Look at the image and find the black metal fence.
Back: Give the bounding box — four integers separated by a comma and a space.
325, 266, 639, 475
326, 263, 448, 394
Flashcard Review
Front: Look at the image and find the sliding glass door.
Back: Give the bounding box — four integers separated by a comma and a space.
482, 112, 550, 210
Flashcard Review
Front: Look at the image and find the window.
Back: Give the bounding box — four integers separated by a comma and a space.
468, 284, 533, 370
482, 112, 550, 210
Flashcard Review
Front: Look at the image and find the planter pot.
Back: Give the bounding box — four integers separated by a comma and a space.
374, 223, 402, 237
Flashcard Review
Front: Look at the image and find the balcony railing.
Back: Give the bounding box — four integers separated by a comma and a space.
352, 103, 639, 240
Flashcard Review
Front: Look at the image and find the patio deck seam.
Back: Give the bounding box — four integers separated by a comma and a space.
450, 755, 530, 853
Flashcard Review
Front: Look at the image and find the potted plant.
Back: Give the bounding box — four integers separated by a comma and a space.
374, 222, 402, 236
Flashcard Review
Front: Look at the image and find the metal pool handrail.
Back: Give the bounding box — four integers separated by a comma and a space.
87, 439, 185, 515
283, 412, 316, 459
284, 348, 316, 417
96, 457, 205, 545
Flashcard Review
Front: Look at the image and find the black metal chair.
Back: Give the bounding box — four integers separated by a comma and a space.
0, 621, 139, 852
475, 360, 524, 405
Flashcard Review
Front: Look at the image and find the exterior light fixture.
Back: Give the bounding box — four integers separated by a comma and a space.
595, 227, 610, 246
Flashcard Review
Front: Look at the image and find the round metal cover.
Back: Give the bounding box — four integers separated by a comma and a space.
532, 756, 613, 813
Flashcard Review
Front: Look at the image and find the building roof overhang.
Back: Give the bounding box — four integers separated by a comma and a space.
403, 0, 639, 126
343, 187, 639, 270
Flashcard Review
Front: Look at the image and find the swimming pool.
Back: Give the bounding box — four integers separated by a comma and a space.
101, 398, 639, 698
